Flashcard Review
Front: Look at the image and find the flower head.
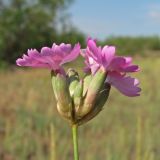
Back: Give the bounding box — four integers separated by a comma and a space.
16, 43, 80, 74
82, 38, 141, 97
16, 39, 141, 125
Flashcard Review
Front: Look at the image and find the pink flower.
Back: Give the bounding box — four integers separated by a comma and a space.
82, 38, 141, 97
16, 43, 80, 74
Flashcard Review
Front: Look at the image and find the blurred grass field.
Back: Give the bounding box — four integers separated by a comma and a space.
0, 56, 160, 160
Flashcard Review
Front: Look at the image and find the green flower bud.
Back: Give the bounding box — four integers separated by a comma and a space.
82, 74, 92, 97
67, 68, 79, 97
77, 68, 107, 117
73, 80, 83, 110
78, 83, 111, 125
51, 71, 73, 120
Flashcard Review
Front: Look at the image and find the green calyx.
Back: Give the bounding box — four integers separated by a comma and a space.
78, 83, 111, 125
51, 71, 73, 121
76, 68, 107, 118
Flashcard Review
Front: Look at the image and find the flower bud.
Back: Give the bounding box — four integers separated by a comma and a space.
77, 68, 107, 117
82, 74, 92, 97
78, 83, 110, 125
73, 80, 83, 109
51, 71, 73, 120
67, 68, 79, 97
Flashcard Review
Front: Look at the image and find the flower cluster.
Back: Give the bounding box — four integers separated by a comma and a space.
16, 38, 141, 125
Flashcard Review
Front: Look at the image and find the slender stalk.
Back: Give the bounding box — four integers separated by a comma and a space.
72, 124, 79, 160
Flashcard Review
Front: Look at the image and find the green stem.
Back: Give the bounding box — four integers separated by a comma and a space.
72, 124, 79, 160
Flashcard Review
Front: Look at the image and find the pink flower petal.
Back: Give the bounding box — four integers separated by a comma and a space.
109, 56, 139, 72
123, 57, 132, 63
87, 39, 102, 62
16, 56, 50, 68
41, 47, 53, 56
123, 65, 139, 72
59, 43, 72, 53
109, 57, 125, 69
87, 39, 98, 56
28, 49, 39, 57
102, 46, 115, 67
60, 43, 80, 65
27, 49, 59, 69
107, 72, 141, 97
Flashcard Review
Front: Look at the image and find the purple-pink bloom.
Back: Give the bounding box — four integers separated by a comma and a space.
16, 43, 80, 74
82, 38, 141, 97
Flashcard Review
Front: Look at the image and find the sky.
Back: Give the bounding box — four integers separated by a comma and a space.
69, 0, 160, 39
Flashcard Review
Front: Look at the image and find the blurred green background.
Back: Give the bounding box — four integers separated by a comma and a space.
0, 0, 160, 160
